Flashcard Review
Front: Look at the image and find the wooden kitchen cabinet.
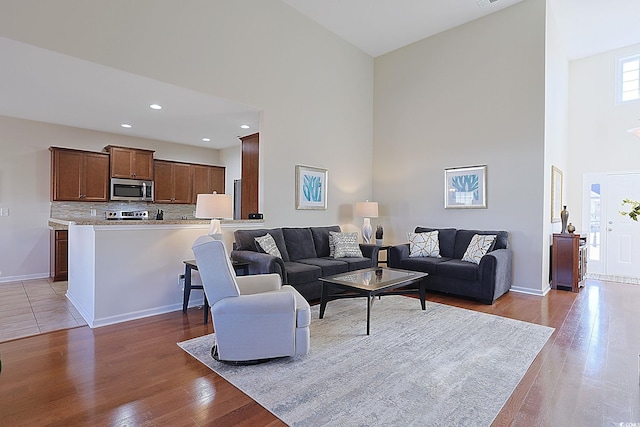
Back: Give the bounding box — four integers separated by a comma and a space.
105, 145, 154, 180
551, 233, 587, 293
51, 229, 68, 281
192, 164, 225, 200
50, 147, 109, 201
154, 160, 192, 203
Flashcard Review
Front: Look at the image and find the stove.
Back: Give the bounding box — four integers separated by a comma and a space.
105, 210, 149, 220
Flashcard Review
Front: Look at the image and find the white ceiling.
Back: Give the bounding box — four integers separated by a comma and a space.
282, 0, 640, 59
0, 37, 260, 150
1, 0, 639, 149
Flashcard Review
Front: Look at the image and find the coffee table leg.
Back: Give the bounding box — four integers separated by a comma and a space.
366, 294, 372, 335
419, 280, 426, 310
319, 283, 328, 319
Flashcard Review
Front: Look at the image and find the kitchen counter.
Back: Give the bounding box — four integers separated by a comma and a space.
60, 218, 264, 328
48, 217, 262, 227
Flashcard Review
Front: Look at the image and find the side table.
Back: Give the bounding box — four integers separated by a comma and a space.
376, 245, 391, 265
182, 259, 251, 324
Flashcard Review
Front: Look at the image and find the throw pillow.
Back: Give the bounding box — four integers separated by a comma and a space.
331, 232, 363, 258
408, 231, 441, 258
461, 234, 496, 264
254, 233, 283, 259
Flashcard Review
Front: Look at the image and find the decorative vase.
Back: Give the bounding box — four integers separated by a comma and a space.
376, 239, 383, 246
567, 223, 576, 233
561, 205, 569, 233
362, 218, 372, 244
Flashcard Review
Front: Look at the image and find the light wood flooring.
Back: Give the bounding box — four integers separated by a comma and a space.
0, 278, 638, 426
0, 279, 85, 343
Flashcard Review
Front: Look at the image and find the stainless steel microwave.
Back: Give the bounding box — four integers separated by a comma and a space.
110, 178, 154, 201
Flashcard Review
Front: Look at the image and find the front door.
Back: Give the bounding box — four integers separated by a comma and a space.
605, 173, 640, 277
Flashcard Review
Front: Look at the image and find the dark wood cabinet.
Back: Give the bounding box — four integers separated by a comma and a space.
105, 145, 154, 180
552, 233, 587, 293
192, 164, 225, 200
154, 160, 192, 203
240, 132, 259, 219
51, 229, 68, 282
50, 147, 109, 201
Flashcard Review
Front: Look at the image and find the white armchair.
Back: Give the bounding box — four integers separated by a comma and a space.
192, 235, 310, 363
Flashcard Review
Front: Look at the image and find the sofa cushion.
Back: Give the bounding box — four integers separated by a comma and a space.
436, 259, 479, 281
462, 234, 496, 264
234, 228, 290, 262
296, 258, 349, 277
283, 261, 322, 285
453, 229, 505, 259
334, 256, 372, 271
396, 256, 451, 274
283, 228, 317, 261
415, 227, 457, 258
408, 231, 441, 258
330, 232, 363, 258
310, 226, 341, 258
254, 233, 282, 258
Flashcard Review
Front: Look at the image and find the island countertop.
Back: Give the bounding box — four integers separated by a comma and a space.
48, 218, 263, 228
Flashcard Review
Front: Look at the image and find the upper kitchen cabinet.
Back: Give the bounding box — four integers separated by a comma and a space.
50, 147, 109, 202
154, 160, 192, 203
192, 164, 225, 200
105, 145, 154, 180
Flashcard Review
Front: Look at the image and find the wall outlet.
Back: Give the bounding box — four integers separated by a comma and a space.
0, 208, 8, 217
90, 209, 97, 216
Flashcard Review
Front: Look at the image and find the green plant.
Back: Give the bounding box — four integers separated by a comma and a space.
620, 199, 640, 221
375, 225, 383, 239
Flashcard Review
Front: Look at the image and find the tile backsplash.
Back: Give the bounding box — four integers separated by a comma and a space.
51, 201, 198, 220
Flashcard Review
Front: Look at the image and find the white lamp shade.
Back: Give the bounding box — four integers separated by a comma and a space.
355, 201, 379, 218
195, 193, 233, 219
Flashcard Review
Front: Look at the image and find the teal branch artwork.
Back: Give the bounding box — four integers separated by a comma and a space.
451, 174, 479, 200
303, 175, 323, 202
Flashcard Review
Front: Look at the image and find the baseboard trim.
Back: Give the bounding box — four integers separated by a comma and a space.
510, 285, 550, 297
0, 272, 50, 284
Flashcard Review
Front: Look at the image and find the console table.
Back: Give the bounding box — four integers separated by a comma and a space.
551, 233, 587, 293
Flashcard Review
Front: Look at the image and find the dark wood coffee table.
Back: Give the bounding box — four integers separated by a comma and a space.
319, 267, 428, 335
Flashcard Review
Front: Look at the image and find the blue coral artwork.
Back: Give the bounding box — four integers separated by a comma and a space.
296, 165, 328, 210
445, 165, 487, 209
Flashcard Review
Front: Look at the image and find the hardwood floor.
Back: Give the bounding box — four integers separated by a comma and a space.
0, 279, 638, 426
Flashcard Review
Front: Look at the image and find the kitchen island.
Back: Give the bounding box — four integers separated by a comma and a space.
49, 218, 262, 328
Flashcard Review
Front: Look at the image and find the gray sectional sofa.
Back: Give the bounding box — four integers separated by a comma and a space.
231, 226, 380, 301
388, 227, 512, 304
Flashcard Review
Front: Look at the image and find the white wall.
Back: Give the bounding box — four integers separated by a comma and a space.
543, 2, 570, 284
567, 42, 640, 231
0, 0, 374, 280
373, 0, 548, 293
0, 115, 223, 281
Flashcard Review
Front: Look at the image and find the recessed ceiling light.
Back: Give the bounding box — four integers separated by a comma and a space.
121, 123, 132, 128
202, 138, 211, 142
240, 125, 250, 129
149, 104, 162, 110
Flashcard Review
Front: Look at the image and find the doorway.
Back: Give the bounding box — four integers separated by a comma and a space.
583, 172, 640, 280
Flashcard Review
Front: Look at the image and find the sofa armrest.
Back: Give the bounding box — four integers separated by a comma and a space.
359, 244, 381, 267
479, 248, 513, 301
230, 250, 287, 283
388, 244, 410, 268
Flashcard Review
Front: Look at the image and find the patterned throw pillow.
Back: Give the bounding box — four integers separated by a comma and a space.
330, 232, 363, 258
462, 234, 496, 264
408, 231, 441, 258
254, 233, 283, 259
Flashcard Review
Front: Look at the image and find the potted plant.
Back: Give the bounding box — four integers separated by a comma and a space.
375, 225, 383, 246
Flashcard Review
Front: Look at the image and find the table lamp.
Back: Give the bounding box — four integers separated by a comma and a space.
195, 192, 233, 240
355, 200, 379, 244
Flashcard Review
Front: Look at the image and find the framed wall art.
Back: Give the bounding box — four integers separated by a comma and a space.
444, 165, 487, 209
551, 165, 563, 223
295, 165, 328, 210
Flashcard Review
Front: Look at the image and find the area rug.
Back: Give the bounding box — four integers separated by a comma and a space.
178, 296, 554, 426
